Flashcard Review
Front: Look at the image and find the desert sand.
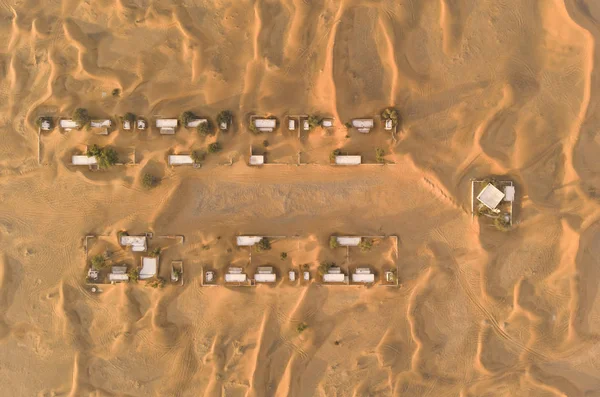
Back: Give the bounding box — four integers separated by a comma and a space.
1, 0, 600, 395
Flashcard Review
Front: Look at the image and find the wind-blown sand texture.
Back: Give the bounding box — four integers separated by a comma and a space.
1, 0, 600, 395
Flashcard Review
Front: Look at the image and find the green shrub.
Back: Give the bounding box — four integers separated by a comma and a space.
128, 268, 139, 283
145, 277, 165, 288
180, 111, 197, 127
208, 142, 222, 153
329, 149, 341, 162
255, 237, 271, 252
318, 262, 334, 276
494, 217, 511, 232
123, 112, 136, 123
197, 120, 214, 136
91, 255, 105, 270
142, 173, 157, 189
112, 88, 121, 97
149, 247, 161, 257
72, 108, 90, 128
344, 121, 352, 129
86, 144, 118, 168
280, 252, 287, 260
307, 115, 321, 129
216, 110, 232, 129
297, 322, 308, 333
359, 238, 373, 252
262, 140, 269, 147
381, 107, 399, 122
329, 236, 338, 249
375, 148, 385, 164
191, 150, 206, 163
117, 230, 129, 240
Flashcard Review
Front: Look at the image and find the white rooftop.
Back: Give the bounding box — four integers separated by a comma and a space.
254, 118, 276, 131
41, 120, 51, 130
352, 268, 374, 283
288, 119, 296, 130
322, 119, 333, 127
168, 155, 194, 166
156, 119, 178, 128
137, 120, 146, 130
477, 183, 505, 210
140, 257, 158, 280
123, 120, 131, 130
335, 155, 361, 165
90, 119, 111, 128
352, 119, 374, 128
504, 186, 515, 202
323, 273, 346, 283
120, 235, 147, 252
336, 236, 361, 246
186, 118, 207, 128
385, 119, 393, 130
60, 119, 79, 130
72, 155, 97, 166
236, 236, 263, 246
249, 155, 264, 166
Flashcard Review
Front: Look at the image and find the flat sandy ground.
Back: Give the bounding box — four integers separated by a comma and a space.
2, 0, 600, 396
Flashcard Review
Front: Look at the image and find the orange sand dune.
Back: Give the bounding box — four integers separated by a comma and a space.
1, 0, 600, 395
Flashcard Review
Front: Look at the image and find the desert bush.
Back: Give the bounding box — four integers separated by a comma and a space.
117, 230, 129, 240
262, 140, 269, 147
494, 216, 511, 232
123, 112, 136, 123
208, 142, 222, 153
86, 144, 118, 168
149, 247, 161, 257
197, 120, 214, 136
297, 322, 308, 333
375, 148, 385, 164
128, 268, 139, 283
381, 107, 399, 121
255, 237, 271, 252
359, 238, 373, 252
344, 121, 352, 129
318, 262, 334, 276
191, 150, 206, 164
72, 108, 90, 128
329, 236, 338, 249
112, 88, 121, 97
280, 252, 287, 260
91, 254, 105, 270
307, 115, 321, 129
180, 111, 197, 127
146, 277, 166, 288
216, 110, 232, 128
329, 149, 341, 162
142, 173, 157, 189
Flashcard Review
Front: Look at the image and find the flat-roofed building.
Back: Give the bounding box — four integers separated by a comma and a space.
123, 120, 132, 130
168, 155, 194, 166
90, 119, 111, 135
323, 267, 346, 283
352, 267, 375, 283
504, 186, 515, 202
322, 119, 333, 128
477, 183, 505, 210
336, 236, 361, 247
186, 118, 208, 128
253, 118, 276, 133
72, 155, 97, 166
109, 265, 129, 283
137, 119, 147, 130
352, 118, 374, 133
140, 257, 158, 280
254, 266, 276, 283
225, 267, 247, 283
41, 119, 52, 131
384, 119, 393, 130
156, 119, 178, 135
249, 155, 264, 166
334, 155, 361, 165
60, 119, 80, 131
120, 235, 147, 252
236, 236, 263, 246
288, 119, 296, 130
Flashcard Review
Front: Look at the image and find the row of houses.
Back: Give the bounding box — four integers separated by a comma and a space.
202, 265, 387, 287
41, 114, 394, 135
